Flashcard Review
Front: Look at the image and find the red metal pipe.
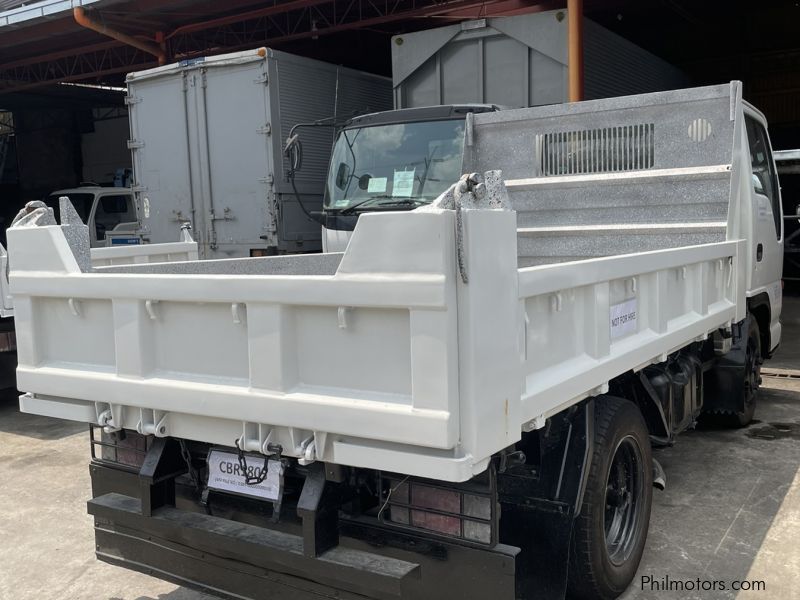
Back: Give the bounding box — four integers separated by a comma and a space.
74, 6, 166, 65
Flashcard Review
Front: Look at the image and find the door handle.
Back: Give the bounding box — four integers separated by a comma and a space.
756, 243, 763, 262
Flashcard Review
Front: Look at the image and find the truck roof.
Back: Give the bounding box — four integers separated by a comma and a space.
343, 104, 500, 129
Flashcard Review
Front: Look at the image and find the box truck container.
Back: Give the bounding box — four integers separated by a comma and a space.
391, 12, 688, 108
126, 48, 391, 259
9, 82, 783, 599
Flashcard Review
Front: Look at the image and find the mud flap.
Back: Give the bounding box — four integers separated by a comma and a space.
704, 319, 747, 414
498, 400, 593, 600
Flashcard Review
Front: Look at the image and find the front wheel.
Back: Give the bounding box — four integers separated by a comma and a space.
734, 316, 762, 427
568, 397, 653, 600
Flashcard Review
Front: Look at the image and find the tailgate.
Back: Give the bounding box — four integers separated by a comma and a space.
9, 207, 501, 479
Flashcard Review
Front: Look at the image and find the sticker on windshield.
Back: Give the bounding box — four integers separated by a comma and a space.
367, 177, 387, 193
393, 169, 415, 197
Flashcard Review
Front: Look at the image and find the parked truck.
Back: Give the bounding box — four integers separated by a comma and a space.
126, 48, 391, 259
8, 82, 782, 599
317, 11, 688, 249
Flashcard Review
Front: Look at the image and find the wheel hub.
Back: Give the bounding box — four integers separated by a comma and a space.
604, 435, 645, 566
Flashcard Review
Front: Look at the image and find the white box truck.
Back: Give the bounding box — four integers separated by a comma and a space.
126, 48, 391, 259
8, 82, 782, 599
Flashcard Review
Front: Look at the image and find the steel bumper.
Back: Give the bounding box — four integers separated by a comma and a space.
88, 491, 519, 600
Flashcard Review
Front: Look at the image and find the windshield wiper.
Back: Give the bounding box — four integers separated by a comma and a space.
339, 194, 392, 215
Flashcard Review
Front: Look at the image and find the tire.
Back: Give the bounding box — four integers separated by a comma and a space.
733, 316, 762, 427
568, 397, 653, 600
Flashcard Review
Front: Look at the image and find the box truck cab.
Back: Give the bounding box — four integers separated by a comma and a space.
46, 185, 141, 247
321, 104, 498, 251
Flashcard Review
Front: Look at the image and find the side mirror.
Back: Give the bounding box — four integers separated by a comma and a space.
358, 174, 372, 190
335, 162, 351, 190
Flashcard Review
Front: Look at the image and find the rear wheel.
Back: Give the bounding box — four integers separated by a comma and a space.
568, 397, 653, 600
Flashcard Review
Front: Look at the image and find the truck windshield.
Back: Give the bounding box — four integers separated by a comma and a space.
325, 119, 465, 211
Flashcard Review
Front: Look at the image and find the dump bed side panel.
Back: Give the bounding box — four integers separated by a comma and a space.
465, 83, 737, 266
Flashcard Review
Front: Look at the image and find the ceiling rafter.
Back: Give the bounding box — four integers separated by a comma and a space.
0, 0, 543, 94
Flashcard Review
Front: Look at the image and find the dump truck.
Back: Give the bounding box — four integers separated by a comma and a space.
8, 82, 782, 600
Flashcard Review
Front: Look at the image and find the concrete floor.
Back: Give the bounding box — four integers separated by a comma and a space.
1, 305, 799, 599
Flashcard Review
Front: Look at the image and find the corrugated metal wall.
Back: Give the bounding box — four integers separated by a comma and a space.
583, 19, 688, 100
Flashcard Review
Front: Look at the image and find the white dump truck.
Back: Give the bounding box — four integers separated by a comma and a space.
8, 82, 782, 600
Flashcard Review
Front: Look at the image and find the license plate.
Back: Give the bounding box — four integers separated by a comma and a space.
206, 450, 284, 502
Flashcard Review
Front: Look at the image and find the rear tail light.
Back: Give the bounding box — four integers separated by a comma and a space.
90, 426, 152, 471
379, 471, 498, 546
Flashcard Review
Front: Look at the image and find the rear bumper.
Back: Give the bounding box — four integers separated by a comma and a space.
89, 466, 519, 600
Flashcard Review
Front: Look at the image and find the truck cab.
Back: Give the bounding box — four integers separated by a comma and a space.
321, 104, 499, 251
46, 185, 141, 247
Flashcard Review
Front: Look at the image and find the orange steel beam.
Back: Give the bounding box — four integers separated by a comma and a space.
74, 6, 166, 65
567, 0, 584, 102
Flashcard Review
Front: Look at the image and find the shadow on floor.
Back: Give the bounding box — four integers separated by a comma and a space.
0, 386, 85, 440
622, 380, 800, 600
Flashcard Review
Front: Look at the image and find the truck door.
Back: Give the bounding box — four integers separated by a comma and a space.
744, 112, 783, 345
197, 59, 273, 257
128, 70, 198, 251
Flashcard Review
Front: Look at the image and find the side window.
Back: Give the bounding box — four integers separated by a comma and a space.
94, 194, 136, 240
745, 116, 781, 239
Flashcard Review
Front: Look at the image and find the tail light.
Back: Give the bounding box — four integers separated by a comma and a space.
378, 470, 498, 546
90, 426, 152, 471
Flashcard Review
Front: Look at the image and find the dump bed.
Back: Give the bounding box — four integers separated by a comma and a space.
0, 230, 198, 318
10, 84, 750, 482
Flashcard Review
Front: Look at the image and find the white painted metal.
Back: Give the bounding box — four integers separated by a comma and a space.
0, 234, 198, 318
7, 83, 780, 482
8, 205, 744, 482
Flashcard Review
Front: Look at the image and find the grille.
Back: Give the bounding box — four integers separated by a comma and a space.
539, 123, 655, 176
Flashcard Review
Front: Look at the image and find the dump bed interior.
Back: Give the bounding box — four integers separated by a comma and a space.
463, 83, 736, 267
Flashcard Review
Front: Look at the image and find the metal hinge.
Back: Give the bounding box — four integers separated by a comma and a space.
257, 123, 272, 135
254, 73, 269, 85
210, 207, 233, 221
124, 95, 141, 105
258, 174, 274, 185
127, 139, 144, 149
